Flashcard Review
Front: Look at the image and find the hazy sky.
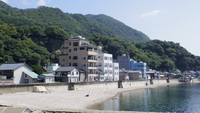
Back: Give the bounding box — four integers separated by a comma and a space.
1, 0, 200, 56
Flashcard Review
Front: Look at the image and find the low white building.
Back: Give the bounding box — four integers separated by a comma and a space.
38, 74, 55, 83
98, 53, 113, 81
55, 67, 79, 83
0, 63, 38, 84
113, 62, 119, 81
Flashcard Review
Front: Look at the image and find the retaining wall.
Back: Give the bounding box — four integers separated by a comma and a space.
0, 79, 191, 94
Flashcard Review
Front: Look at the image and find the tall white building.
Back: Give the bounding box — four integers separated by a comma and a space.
113, 62, 119, 81
98, 53, 114, 81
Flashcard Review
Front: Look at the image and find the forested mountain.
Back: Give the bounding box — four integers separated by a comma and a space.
86, 14, 150, 42
0, 1, 150, 43
0, 1, 200, 73
89, 34, 200, 72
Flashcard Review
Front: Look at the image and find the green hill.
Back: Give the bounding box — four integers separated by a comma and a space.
0, 1, 150, 43
86, 14, 150, 42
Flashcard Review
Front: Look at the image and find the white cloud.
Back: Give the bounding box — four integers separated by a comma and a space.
1, 0, 8, 3
37, 0, 46, 6
141, 10, 161, 18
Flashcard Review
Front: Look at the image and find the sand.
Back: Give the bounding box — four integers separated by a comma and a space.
0, 82, 181, 112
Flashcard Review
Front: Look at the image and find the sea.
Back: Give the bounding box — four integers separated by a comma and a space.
90, 83, 200, 112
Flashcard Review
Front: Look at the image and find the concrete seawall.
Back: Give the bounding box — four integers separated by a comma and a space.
0, 79, 180, 94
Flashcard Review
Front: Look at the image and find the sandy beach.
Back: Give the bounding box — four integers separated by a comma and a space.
0, 82, 181, 113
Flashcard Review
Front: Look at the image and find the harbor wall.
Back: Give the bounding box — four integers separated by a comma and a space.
0, 79, 195, 94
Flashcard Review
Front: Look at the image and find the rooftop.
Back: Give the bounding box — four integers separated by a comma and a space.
23, 71, 38, 79
0, 63, 31, 71
41, 74, 55, 77
55, 67, 76, 72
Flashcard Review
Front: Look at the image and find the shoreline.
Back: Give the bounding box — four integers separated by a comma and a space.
0, 80, 186, 113
86, 82, 181, 109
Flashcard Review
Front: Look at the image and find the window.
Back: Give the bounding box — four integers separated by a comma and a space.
69, 49, 71, 52
81, 57, 86, 60
76, 72, 78, 75
73, 42, 79, 46
74, 48, 77, 51
62, 59, 65, 61
73, 56, 78, 60
73, 63, 78, 66
69, 42, 71, 46
69, 56, 71, 59
69, 63, 71, 66
87, 47, 93, 51
80, 47, 85, 50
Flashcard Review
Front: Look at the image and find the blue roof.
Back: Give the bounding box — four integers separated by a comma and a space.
41, 74, 55, 77
23, 71, 38, 79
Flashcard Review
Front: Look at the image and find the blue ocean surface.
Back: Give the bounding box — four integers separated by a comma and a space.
90, 83, 200, 112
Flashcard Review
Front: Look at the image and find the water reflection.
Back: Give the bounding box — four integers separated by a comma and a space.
90, 83, 200, 112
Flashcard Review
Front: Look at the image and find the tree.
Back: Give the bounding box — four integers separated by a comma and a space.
31, 65, 43, 75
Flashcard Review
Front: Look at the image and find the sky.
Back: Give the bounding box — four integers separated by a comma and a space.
1, 0, 200, 56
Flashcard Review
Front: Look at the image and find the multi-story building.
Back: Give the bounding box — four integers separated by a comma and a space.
113, 62, 119, 81
130, 60, 147, 78
59, 36, 98, 82
116, 54, 147, 78
117, 54, 131, 70
98, 53, 114, 81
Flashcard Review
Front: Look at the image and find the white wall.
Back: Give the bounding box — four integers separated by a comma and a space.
113, 62, 119, 81
98, 53, 113, 81
45, 76, 55, 83
68, 69, 79, 82
14, 66, 32, 84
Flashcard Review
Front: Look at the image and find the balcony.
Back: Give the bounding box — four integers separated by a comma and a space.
88, 51, 97, 55
88, 74, 98, 77
88, 57, 97, 62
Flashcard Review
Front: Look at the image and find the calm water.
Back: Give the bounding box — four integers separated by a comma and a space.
90, 83, 200, 112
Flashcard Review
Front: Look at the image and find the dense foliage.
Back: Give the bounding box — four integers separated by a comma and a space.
0, 21, 70, 74
86, 14, 150, 42
0, 1, 150, 43
89, 34, 200, 72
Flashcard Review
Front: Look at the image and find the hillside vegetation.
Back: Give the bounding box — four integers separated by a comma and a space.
0, 1, 150, 43
0, 1, 199, 73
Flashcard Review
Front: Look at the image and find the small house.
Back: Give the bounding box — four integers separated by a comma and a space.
0, 63, 38, 84
23, 71, 38, 83
55, 67, 79, 83
38, 74, 55, 83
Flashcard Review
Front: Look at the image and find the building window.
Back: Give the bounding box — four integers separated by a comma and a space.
69, 49, 71, 52
69, 63, 71, 66
87, 47, 93, 51
69, 56, 71, 59
80, 47, 85, 50
81, 64, 86, 67
62, 59, 65, 61
81, 57, 86, 60
73, 63, 78, 66
73, 42, 79, 46
69, 42, 71, 46
76, 72, 78, 75
73, 56, 78, 60
74, 48, 77, 51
